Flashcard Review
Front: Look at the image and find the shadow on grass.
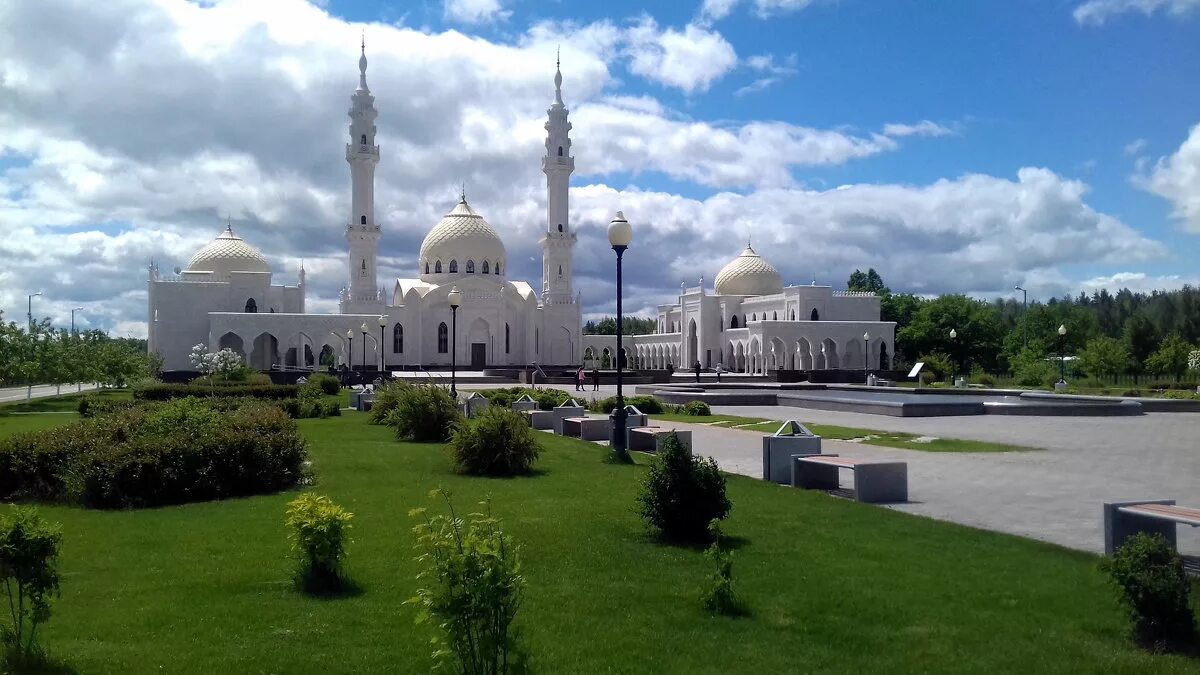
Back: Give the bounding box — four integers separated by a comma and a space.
4, 646, 78, 675
639, 530, 751, 553
294, 571, 364, 600
705, 601, 754, 620
453, 467, 551, 480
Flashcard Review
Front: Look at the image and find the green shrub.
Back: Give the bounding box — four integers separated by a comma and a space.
309, 373, 341, 395
588, 394, 665, 414
1147, 380, 1198, 391
0, 507, 62, 668
474, 387, 569, 411
682, 400, 712, 416
384, 383, 461, 442
449, 407, 540, 476
0, 403, 308, 508
77, 395, 142, 418
1014, 360, 1058, 388
968, 368, 996, 387
1158, 390, 1200, 401
408, 490, 526, 674
700, 521, 738, 617
134, 383, 299, 401
286, 494, 353, 594
369, 381, 406, 424
917, 352, 953, 382
636, 433, 730, 543
1101, 532, 1196, 650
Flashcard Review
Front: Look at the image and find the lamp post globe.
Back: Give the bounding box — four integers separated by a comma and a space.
378, 316, 387, 375
607, 211, 632, 462
949, 328, 957, 385
360, 321, 369, 375
863, 331, 870, 383
448, 286, 462, 398
346, 329, 354, 382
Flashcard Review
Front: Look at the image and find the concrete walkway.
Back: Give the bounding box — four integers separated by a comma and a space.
0, 383, 97, 404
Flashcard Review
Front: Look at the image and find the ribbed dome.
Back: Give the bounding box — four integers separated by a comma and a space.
419, 198, 506, 280
714, 245, 783, 296
187, 226, 270, 279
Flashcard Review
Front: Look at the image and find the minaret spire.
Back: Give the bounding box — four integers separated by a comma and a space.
358, 32, 369, 92
345, 43, 381, 312
554, 47, 563, 105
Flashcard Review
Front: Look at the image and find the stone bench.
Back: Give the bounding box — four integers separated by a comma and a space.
562, 416, 608, 441
761, 421, 822, 484
510, 394, 539, 413
791, 454, 908, 503
627, 427, 692, 453
552, 400, 586, 435
1104, 500, 1200, 555
523, 409, 555, 430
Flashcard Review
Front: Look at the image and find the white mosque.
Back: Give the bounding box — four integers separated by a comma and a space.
147, 45, 581, 372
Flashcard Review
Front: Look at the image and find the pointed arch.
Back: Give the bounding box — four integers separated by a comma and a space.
772, 311, 778, 320
437, 322, 448, 354
449, 260, 458, 273
495, 262, 501, 275
466, 260, 475, 273
360, 215, 367, 225
360, 134, 367, 144
505, 323, 510, 353
435, 260, 442, 274
730, 315, 739, 329
810, 308, 820, 321
424, 262, 430, 274
244, 298, 257, 313
392, 323, 403, 353
482, 260, 490, 274
790, 309, 795, 321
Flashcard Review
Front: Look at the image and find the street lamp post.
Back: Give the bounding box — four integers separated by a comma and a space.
360, 322, 369, 377
863, 331, 870, 383
1014, 285, 1028, 349
608, 211, 633, 462
949, 328, 958, 386
378, 316, 387, 375
1058, 324, 1067, 385
70, 307, 84, 333
448, 286, 462, 398
346, 329, 354, 384
27, 291, 42, 327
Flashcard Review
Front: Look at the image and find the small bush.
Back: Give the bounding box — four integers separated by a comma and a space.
286, 494, 353, 594
917, 352, 953, 382
369, 381, 406, 424
1014, 360, 1058, 388
134, 383, 299, 401
1159, 390, 1200, 401
309, 373, 341, 395
1102, 532, 1196, 650
77, 395, 142, 418
637, 432, 730, 543
587, 394, 665, 414
450, 407, 540, 476
700, 521, 738, 617
474, 387, 569, 411
384, 383, 461, 442
0, 507, 62, 667
681, 400, 711, 416
408, 490, 526, 674
968, 368, 996, 387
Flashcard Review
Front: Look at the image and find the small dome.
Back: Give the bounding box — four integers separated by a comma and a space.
187, 226, 270, 280
714, 245, 783, 296
419, 198, 506, 280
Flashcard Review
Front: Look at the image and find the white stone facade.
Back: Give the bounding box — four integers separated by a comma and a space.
582, 246, 896, 374
147, 48, 581, 372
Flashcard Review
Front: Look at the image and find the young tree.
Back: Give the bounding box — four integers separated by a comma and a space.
1145, 333, 1196, 379
1075, 336, 1133, 378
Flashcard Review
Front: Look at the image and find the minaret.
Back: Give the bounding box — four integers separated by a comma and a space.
344, 36, 381, 311
540, 51, 577, 301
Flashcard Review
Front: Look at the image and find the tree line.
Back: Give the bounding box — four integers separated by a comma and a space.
0, 311, 158, 392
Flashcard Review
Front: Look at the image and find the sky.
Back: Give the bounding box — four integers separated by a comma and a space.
1, 0, 1199, 338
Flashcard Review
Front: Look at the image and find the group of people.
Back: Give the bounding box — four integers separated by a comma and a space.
574, 366, 600, 391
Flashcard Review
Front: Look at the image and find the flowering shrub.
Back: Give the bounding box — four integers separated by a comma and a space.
188, 344, 245, 380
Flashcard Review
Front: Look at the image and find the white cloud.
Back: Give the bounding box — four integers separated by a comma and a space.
734, 77, 779, 97
1078, 272, 1200, 294
623, 17, 737, 94
0, 0, 1170, 331
444, 0, 511, 25
1136, 122, 1200, 232
698, 0, 740, 23
882, 120, 955, 138
698, 0, 819, 24
1124, 138, 1147, 156
1073, 0, 1200, 25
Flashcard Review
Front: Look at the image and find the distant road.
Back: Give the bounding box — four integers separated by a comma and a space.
0, 383, 99, 405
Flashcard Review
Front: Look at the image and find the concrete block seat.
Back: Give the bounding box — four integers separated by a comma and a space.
791, 454, 908, 503
462, 392, 490, 418
523, 409, 555, 430
762, 421, 822, 484
510, 394, 539, 413
628, 427, 692, 453
606, 405, 650, 446
552, 399, 587, 435
562, 416, 609, 441
1104, 500, 1200, 555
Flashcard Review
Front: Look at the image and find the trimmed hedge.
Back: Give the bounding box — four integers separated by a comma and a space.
0, 399, 308, 508
588, 394, 665, 414
472, 387, 572, 411
134, 383, 300, 401
80, 393, 339, 420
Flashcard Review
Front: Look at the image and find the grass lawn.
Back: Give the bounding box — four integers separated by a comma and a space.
651, 413, 1038, 452
0, 410, 1195, 672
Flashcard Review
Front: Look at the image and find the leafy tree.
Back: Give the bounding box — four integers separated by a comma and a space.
583, 316, 657, 335
896, 295, 1005, 373
847, 268, 889, 294
1145, 333, 1196, 378
1122, 313, 1160, 367
1075, 337, 1132, 377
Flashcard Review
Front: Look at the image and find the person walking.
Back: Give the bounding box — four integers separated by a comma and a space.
715, 362, 724, 383
575, 366, 585, 391
591, 366, 600, 391
693, 360, 701, 383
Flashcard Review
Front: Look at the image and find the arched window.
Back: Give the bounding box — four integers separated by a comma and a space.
466, 260, 474, 273
425, 262, 430, 274
557, 146, 563, 156
360, 215, 367, 225
557, 265, 563, 276
449, 260, 458, 273
245, 298, 257, 313
790, 310, 795, 320
393, 324, 403, 353
438, 323, 448, 353
360, 134, 367, 144
535, 328, 539, 353
773, 311, 778, 320
505, 323, 510, 353
495, 262, 501, 275
361, 259, 367, 272
435, 260, 442, 273
730, 315, 739, 329
751, 313, 756, 322
557, 223, 563, 232
482, 260, 489, 274
811, 308, 820, 321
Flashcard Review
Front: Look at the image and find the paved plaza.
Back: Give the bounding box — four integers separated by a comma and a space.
463, 381, 1200, 557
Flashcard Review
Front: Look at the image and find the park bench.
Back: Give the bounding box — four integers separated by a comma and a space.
1103, 500, 1200, 555
762, 421, 823, 484
791, 454, 908, 503
562, 416, 608, 441
552, 399, 586, 435
627, 427, 692, 453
